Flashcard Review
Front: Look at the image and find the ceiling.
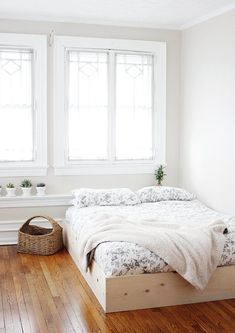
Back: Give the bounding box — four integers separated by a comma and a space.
0, 0, 235, 30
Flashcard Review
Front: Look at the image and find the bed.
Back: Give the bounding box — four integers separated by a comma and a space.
63, 187, 235, 313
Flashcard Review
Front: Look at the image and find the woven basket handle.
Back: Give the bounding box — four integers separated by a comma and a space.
23, 216, 61, 231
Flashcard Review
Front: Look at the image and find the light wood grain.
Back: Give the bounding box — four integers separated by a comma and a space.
64, 220, 235, 313
106, 265, 235, 312
0, 245, 235, 333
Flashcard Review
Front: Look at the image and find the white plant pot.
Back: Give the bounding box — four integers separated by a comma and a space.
6, 188, 16, 197
21, 187, 32, 197
36, 186, 46, 196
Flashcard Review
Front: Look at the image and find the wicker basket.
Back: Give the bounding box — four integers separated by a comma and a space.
17, 215, 63, 255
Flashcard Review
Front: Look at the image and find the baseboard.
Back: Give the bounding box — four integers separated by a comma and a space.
0, 237, 18, 245
0, 218, 64, 245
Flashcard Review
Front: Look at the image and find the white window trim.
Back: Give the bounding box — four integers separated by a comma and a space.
0, 33, 47, 177
0, 194, 72, 208
54, 36, 166, 175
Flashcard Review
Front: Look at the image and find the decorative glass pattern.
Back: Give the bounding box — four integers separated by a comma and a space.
67, 50, 108, 160
1, 60, 21, 75
66, 49, 155, 162
0, 49, 34, 161
115, 53, 153, 160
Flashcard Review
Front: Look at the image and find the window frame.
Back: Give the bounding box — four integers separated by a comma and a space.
0, 33, 47, 176
54, 36, 166, 175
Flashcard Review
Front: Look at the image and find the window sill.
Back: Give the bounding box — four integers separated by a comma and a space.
0, 194, 73, 208
0, 166, 48, 177
54, 162, 161, 175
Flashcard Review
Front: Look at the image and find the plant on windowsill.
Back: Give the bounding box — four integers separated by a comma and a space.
6, 183, 16, 197
155, 165, 166, 186
36, 183, 46, 196
20, 179, 33, 197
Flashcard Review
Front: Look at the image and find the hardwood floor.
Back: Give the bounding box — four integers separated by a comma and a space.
0, 246, 235, 333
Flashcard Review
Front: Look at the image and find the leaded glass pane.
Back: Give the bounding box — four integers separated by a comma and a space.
0, 48, 33, 162
115, 53, 153, 160
67, 50, 108, 160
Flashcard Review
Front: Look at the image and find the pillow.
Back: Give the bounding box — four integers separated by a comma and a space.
137, 186, 196, 203
71, 188, 140, 207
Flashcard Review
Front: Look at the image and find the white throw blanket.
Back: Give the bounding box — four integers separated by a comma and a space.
76, 213, 227, 290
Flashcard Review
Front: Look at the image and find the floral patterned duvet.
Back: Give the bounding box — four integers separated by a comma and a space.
65, 200, 235, 277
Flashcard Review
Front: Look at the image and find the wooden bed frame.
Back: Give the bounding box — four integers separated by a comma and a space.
63, 220, 235, 313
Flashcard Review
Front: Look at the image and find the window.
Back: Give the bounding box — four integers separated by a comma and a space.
54, 37, 166, 175
115, 53, 153, 160
0, 34, 47, 176
0, 48, 33, 162
67, 50, 108, 160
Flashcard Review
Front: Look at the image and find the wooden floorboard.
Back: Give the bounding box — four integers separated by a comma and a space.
0, 246, 234, 333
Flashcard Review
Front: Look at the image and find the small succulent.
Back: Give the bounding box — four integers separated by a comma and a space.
20, 179, 32, 188
37, 183, 45, 187
6, 183, 15, 188
155, 165, 167, 186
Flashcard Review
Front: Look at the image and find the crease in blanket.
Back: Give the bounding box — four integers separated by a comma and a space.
77, 213, 227, 290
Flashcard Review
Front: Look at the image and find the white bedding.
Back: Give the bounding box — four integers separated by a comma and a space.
66, 200, 235, 277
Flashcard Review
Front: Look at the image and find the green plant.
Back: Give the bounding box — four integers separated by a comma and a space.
37, 183, 45, 187
155, 165, 166, 186
20, 179, 32, 188
6, 183, 15, 188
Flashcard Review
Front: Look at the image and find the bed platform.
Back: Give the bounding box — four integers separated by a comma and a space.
63, 220, 235, 313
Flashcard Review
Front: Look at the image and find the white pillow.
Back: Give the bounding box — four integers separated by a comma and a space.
137, 186, 195, 203
72, 188, 140, 207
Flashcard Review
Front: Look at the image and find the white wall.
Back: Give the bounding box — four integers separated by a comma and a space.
0, 19, 181, 194
180, 10, 235, 215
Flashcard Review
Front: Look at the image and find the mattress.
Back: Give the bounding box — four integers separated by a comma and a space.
66, 200, 235, 277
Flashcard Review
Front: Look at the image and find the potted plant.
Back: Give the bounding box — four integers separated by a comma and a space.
20, 179, 33, 196
6, 183, 16, 197
155, 165, 166, 186
0, 185, 2, 196
36, 183, 46, 196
